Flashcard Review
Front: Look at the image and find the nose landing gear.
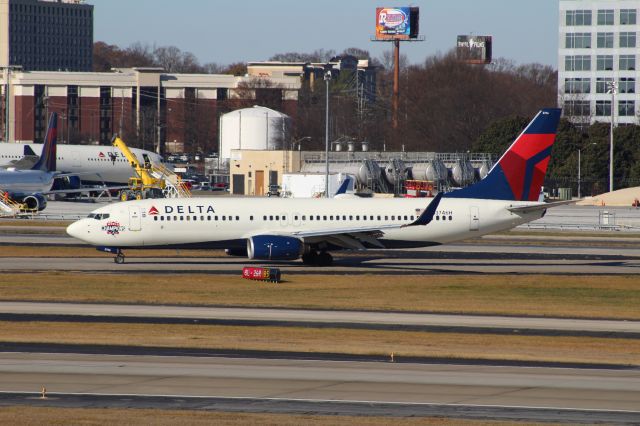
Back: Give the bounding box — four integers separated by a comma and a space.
114, 249, 125, 264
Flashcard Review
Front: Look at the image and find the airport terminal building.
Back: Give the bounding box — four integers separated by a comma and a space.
559, 0, 640, 124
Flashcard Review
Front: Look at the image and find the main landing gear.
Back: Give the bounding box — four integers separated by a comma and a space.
301, 250, 333, 266
114, 249, 125, 264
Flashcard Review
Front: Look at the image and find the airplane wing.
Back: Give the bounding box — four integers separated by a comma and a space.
244, 193, 442, 250
4, 155, 39, 170
507, 199, 577, 214
43, 185, 129, 195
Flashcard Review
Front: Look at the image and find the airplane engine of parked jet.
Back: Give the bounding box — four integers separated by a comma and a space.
22, 194, 47, 211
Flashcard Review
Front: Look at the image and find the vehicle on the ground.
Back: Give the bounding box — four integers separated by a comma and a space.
212, 182, 229, 191
267, 184, 281, 197
67, 109, 568, 266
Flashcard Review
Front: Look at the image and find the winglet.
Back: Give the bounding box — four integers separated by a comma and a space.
334, 176, 352, 196
402, 191, 443, 227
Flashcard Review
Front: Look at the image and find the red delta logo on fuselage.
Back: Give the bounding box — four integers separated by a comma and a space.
164, 204, 215, 214
148, 206, 159, 215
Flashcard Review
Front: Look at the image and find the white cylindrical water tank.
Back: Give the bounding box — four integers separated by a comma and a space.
219, 106, 291, 161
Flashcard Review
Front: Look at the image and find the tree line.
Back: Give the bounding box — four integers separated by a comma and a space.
94, 42, 640, 194
474, 115, 640, 196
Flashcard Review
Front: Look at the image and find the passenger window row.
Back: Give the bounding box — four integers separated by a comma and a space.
153, 214, 418, 223
154, 215, 240, 222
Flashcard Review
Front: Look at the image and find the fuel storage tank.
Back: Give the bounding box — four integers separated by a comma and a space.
219, 106, 291, 161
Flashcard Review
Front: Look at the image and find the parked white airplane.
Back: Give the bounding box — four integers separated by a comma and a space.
67, 108, 564, 266
0, 137, 164, 185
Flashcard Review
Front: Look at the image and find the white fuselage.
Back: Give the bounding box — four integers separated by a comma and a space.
0, 144, 164, 184
66, 196, 544, 250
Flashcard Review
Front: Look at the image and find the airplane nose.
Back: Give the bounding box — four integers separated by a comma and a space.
66, 220, 88, 241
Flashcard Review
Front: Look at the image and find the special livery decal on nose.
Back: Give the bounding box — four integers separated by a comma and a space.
102, 221, 125, 236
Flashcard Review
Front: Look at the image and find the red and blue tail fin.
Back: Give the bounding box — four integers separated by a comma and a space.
444, 108, 561, 201
32, 112, 58, 172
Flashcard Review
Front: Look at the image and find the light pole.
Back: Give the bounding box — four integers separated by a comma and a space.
607, 80, 617, 193
324, 70, 331, 198
578, 143, 597, 198
578, 148, 581, 199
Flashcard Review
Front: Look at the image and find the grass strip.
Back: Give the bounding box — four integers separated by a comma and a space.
0, 272, 638, 320
0, 407, 550, 426
1, 321, 638, 365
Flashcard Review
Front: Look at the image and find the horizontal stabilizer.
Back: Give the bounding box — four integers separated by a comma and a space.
507, 199, 577, 214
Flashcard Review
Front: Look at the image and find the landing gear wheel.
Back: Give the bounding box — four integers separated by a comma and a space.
302, 251, 318, 265
316, 251, 333, 267
114, 251, 125, 264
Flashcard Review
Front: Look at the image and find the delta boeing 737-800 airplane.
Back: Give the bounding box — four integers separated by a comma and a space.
67, 108, 564, 266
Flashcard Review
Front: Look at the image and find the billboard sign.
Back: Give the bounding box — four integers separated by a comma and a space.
376, 7, 419, 40
456, 35, 492, 64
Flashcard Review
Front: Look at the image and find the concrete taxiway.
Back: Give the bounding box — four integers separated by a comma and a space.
0, 352, 638, 423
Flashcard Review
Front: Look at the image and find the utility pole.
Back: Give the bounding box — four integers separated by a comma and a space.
3, 67, 8, 143
60, 112, 66, 144
2, 65, 22, 143
324, 70, 331, 198
608, 81, 617, 193
119, 94, 124, 136
157, 84, 162, 154
392, 39, 400, 130
577, 148, 581, 199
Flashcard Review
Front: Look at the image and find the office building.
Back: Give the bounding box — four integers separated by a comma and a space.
0, 0, 93, 72
559, 0, 640, 124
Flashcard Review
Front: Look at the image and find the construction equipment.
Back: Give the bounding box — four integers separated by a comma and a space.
112, 136, 191, 200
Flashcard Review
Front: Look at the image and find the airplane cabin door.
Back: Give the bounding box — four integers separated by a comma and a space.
469, 206, 479, 231
71, 151, 81, 168
129, 206, 142, 231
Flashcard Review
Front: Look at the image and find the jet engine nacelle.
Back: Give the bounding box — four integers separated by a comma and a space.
22, 194, 47, 211
247, 235, 302, 261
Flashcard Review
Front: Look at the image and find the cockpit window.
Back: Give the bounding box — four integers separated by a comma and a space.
88, 213, 110, 220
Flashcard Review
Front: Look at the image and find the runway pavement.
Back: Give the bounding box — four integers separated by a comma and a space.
1, 301, 639, 338
0, 352, 638, 423
2, 251, 640, 274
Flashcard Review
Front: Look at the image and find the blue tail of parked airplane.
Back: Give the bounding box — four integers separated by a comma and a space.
32, 113, 58, 172
444, 108, 561, 201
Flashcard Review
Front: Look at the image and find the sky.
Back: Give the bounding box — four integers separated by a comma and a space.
93, 0, 559, 68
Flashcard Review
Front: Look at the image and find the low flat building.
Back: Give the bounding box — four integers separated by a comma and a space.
0, 67, 300, 153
